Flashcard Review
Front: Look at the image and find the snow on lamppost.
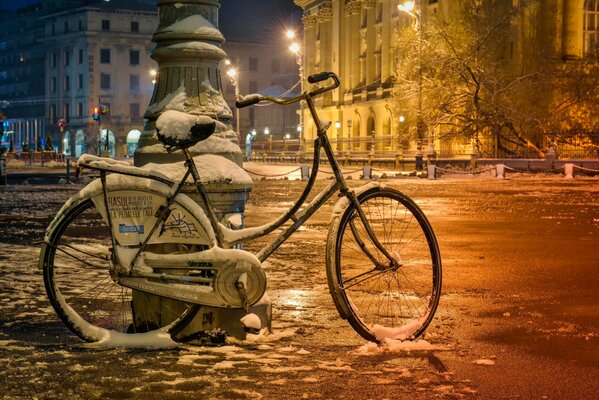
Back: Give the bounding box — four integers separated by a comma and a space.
135, 0, 241, 166
133, 0, 267, 340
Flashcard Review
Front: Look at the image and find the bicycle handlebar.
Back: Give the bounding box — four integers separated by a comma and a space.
235, 71, 340, 109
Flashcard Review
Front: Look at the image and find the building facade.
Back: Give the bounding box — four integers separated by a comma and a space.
294, 0, 598, 159
221, 39, 300, 154
1, 0, 301, 159
0, 0, 157, 157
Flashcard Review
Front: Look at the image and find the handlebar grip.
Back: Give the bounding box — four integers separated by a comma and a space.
236, 96, 261, 108
308, 71, 334, 84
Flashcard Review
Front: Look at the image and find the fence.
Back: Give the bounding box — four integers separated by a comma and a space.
247, 133, 599, 162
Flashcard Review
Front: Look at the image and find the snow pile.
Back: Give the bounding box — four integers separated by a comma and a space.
372, 317, 426, 341
472, 358, 496, 366
81, 330, 179, 350
156, 110, 215, 141
240, 313, 261, 330
356, 338, 450, 354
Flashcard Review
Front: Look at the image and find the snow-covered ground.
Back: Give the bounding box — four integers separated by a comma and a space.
1, 174, 598, 399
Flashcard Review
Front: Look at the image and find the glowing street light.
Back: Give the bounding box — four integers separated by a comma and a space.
398, 1, 415, 13
224, 60, 241, 141
264, 127, 270, 135
289, 42, 301, 55
286, 30, 296, 40
150, 69, 157, 84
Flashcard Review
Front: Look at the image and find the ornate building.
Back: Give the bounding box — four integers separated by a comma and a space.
294, 0, 598, 160
0, 1, 157, 157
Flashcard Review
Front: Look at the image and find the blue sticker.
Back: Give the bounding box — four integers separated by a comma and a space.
118, 224, 145, 234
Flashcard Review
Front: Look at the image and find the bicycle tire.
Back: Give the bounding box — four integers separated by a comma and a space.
326, 187, 441, 342
41, 197, 199, 343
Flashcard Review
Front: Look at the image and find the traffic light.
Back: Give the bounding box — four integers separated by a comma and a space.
92, 106, 100, 121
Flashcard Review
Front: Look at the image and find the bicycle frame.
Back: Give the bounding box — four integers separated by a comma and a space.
92, 73, 397, 273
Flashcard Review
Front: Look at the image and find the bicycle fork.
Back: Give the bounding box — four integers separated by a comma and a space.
304, 93, 400, 271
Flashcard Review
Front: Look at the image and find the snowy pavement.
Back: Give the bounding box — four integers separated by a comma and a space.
1, 174, 598, 399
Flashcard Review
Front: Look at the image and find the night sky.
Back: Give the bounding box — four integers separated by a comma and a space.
0, 0, 303, 40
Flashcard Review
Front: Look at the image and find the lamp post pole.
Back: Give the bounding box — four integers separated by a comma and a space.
288, 31, 304, 159
398, 0, 433, 170
225, 60, 241, 144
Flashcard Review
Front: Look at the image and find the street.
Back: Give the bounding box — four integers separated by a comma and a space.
1, 173, 598, 399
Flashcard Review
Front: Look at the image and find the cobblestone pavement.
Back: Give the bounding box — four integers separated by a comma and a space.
1, 175, 598, 399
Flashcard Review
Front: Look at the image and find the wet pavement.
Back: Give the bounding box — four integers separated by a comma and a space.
1, 172, 598, 399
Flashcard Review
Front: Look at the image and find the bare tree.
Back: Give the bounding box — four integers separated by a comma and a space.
393, 0, 597, 158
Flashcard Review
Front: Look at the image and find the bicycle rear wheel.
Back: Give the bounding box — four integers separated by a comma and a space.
327, 187, 441, 342
41, 197, 198, 344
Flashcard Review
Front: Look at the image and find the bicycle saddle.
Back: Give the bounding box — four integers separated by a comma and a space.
156, 110, 216, 150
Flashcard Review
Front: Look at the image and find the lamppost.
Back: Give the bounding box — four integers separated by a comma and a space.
287, 30, 304, 157
398, 0, 433, 170
225, 59, 240, 143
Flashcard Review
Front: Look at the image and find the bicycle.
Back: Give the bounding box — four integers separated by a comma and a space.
39, 72, 441, 345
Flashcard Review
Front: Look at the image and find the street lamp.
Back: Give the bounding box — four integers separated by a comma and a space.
287, 30, 304, 158
150, 69, 157, 85
335, 121, 341, 152
225, 61, 241, 142
398, 0, 431, 170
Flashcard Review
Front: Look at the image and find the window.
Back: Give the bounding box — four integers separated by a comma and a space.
78, 102, 83, 117
78, 49, 83, 64
51, 23, 55, 35
249, 80, 258, 93
50, 104, 57, 124
131, 21, 139, 32
100, 48, 111, 64
78, 74, 83, 90
130, 74, 140, 90
130, 50, 140, 65
271, 59, 280, 74
78, 19, 82, 31
584, 0, 599, 58
64, 21, 68, 33
64, 51, 70, 66
100, 73, 111, 89
130, 103, 140, 117
64, 103, 70, 121
64, 75, 70, 91
50, 77, 57, 93
249, 57, 258, 71
102, 19, 110, 31
51, 53, 57, 68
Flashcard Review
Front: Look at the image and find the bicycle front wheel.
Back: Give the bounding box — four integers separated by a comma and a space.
40, 197, 198, 344
327, 187, 441, 342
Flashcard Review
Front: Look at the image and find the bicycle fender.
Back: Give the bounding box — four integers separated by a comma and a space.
45, 175, 216, 249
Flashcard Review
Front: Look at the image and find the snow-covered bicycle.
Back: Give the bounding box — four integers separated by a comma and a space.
39, 72, 441, 344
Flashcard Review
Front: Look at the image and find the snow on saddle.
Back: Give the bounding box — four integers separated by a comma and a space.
156, 110, 216, 150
